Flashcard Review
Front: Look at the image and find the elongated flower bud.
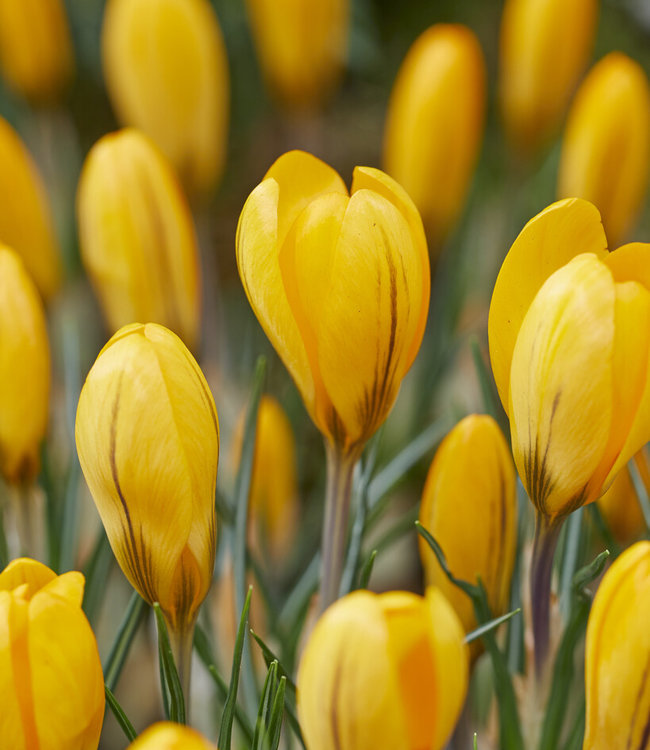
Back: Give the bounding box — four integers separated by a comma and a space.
246, 0, 348, 111
383, 24, 486, 249
0, 558, 104, 750
236, 150, 430, 455
77, 129, 201, 351
102, 0, 229, 194
75, 323, 219, 639
597, 450, 648, 545
297, 588, 468, 750
128, 722, 216, 749
0, 0, 73, 103
0, 115, 61, 300
489, 198, 650, 522
558, 52, 650, 247
584, 541, 650, 749
0, 245, 50, 485
233, 395, 299, 563
419, 415, 517, 645
499, 0, 597, 153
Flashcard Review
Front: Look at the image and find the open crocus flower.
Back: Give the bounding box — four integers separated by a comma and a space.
237, 150, 430, 457
584, 541, 650, 749
0, 558, 104, 750
297, 588, 468, 750
488, 197, 650, 673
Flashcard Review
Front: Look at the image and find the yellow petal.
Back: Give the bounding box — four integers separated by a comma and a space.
584, 541, 650, 749
102, 0, 229, 193
605, 242, 650, 291
509, 254, 614, 519
297, 591, 407, 750
128, 722, 216, 749
489, 198, 607, 412
0, 591, 30, 749
0, 558, 56, 598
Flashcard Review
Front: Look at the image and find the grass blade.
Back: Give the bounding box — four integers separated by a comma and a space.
465, 608, 522, 645
103, 591, 148, 692
82, 529, 113, 624
358, 549, 377, 590
105, 684, 137, 742
153, 603, 186, 724
266, 676, 286, 750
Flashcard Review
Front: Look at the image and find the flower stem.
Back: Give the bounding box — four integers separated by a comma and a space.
318, 443, 358, 614
530, 512, 562, 679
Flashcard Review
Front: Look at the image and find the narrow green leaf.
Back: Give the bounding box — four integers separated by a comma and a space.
277, 554, 319, 637
103, 592, 148, 692
558, 509, 583, 616
375, 508, 418, 553
82, 529, 113, 624
628, 456, 650, 530
251, 630, 298, 693
153, 603, 186, 724
572, 549, 609, 596
206, 666, 255, 743
253, 661, 278, 750
465, 608, 522, 644
265, 676, 286, 750
218, 586, 253, 750
105, 684, 137, 741
588, 503, 621, 558
415, 521, 477, 597
358, 549, 377, 590
474, 733, 478, 750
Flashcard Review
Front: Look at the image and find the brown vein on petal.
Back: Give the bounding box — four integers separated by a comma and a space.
525, 392, 561, 515
627, 655, 650, 749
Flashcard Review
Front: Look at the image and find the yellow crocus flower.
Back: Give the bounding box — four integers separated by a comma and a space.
128, 722, 216, 749
584, 541, 650, 749
297, 587, 468, 750
0, 245, 50, 485
102, 0, 229, 195
597, 450, 648, 546
419, 415, 517, 653
233, 395, 299, 563
236, 150, 430, 456
76, 129, 201, 351
0, 115, 61, 301
0, 0, 74, 103
383, 24, 486, 250
75, 323, 219, 669
246, 0, 348, 111
558, 52, 650, 247
0, 558, 104, 750
499, 0, 597, 154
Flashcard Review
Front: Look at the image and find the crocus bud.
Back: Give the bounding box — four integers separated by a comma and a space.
419, 415, 517, 646
0, 0, 74, 103
383, 24, 486, 249
236, 150, 430, 456
584, 541, 650, 749
0, 115, 61, 300
75, 323, 219, 644
489, 198, 650, 522
128, 722, 216, 749
0, 557, 104, 749
499, 0, 597, 154
102, 0, 229, 195
597, 450, 648, 546
76, 129, 201, 351
558, 52, 650, 247
233, 395, 299, 563
246, 0, 348, 111
297, 588, 468, 750
0, 245, 50, 485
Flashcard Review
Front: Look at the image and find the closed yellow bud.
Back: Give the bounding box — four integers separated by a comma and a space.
0, 557, 104, 750
75, 323, 219, 639
77, 129, 201, 351
418, 415, 517, 645
499, 0, 597, 153
233, 395, 299, 563
0, 115, 61, 300
0, 0, 73, 103
383, 24, 486, 248
297, 587, 468, 750
0, 245, 50, 485
246, 0, 348, 111
102, 0, 229, 194
236, 150, 430, 455
128, 722, 216, 749
597, 450, 648, 545
489, 198, 650, 521
584, 541, 650, 749
558, 52, 650, 247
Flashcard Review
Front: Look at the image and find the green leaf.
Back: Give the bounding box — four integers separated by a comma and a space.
253, 661, 278, 750
251, 630, 298, 693
474, 733, 478, 750
218, 586, 253, 750
82, 529, 113, 625
153, 603, 186, 724
572, 549, 609, 596
103, 591, 148, 692
105, 684, 137, 742
558, 508, 584, 616
628, 455, 650, 530
358, 549, 377, 590
265, 675, 286, 750
465, 608, 522, 644
415, 522, 477, 597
